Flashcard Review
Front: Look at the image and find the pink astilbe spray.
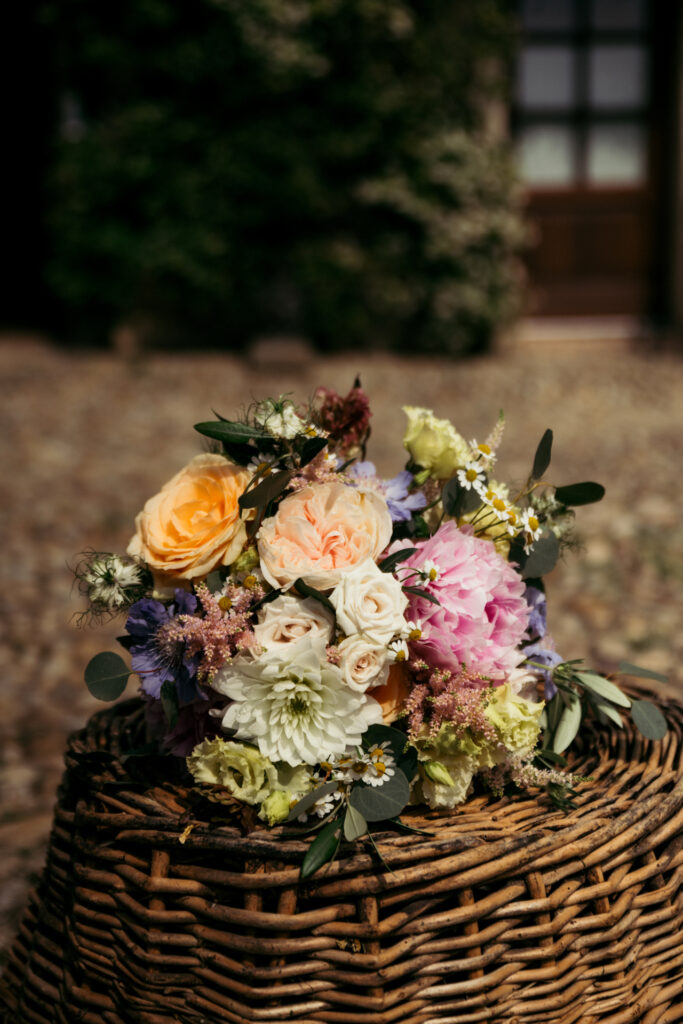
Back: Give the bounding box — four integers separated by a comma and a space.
289, 449, 345, 492
157, 583, 260, 682
404, 658, 497, 744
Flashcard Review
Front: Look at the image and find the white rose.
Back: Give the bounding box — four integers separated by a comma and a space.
254, 594, 333, 653
338, 635, 390, 693
330, 559, 408, 643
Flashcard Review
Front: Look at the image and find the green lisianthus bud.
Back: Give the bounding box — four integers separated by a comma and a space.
232, 545, 260, 574
422, 760, 455, 787
259, 790, 291, 825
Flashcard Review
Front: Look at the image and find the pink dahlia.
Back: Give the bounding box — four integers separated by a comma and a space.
399, 522, 529, 681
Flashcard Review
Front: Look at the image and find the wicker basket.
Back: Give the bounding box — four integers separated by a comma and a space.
2, 682, 683, 1024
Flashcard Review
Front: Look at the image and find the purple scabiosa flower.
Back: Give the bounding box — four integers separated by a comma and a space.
525, 585, 548, 640
350, 461, 426, 523
523, 641, 563, 700
126, 589, 200, 703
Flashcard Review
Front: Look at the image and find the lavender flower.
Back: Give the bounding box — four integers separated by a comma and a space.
126, 590, 200, 703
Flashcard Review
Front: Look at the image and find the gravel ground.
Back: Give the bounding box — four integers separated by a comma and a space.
1, 334, 683, 957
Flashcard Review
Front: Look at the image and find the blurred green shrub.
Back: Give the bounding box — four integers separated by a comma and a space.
42, 0, 523, 353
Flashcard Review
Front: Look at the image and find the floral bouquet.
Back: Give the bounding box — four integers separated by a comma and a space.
77, 381, 667, 877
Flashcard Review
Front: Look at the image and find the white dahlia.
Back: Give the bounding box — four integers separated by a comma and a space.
213, 637, 382, 766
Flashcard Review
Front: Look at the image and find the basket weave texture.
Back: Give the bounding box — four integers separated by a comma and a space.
2, 682, 683, 1024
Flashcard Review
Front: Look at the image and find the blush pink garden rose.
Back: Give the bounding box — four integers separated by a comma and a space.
257, 481, 392, 591
398, 521, 529, 681
127, 454, 251, 580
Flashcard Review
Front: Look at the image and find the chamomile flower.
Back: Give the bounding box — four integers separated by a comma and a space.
457, 462, 486, 492
481, 489, 512, 523
296, 786, 343, 822
422, 559, 442, 583
364, 759, 396, 787
469, 440, 496, 466
388, 638, 410, 663
402, 619, 424, 642
521, 509, 543, 551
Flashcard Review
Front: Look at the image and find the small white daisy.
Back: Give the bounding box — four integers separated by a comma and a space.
421, 559, 442, 583
457, 461, 486, 491
469, 439, 495, 465
402, 619, 423, 642
521, 508, 543, 551
387, 638, 409, 663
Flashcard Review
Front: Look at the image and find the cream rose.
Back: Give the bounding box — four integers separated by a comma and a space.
253, 593, 334, 653
127, 453, 251, 580
257, 482, 392, 591
338, 635, 390, 693
330, 559, 408, 642
403, 406, 470, 479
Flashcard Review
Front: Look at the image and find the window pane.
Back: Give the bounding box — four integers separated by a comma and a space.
591, 0, 646, 31
518, 125, 577, 185
586, 123, 646, 184
588, 45, 647, 108
521, 0, 575, 32
517, 46, 576, 109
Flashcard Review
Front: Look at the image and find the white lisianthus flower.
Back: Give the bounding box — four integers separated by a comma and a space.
330, 560, 408, 643
338, 634, 390, 692
213, 637, 382, 766
253, 593, 334, 653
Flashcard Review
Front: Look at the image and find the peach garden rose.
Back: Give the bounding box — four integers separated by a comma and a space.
127, 453, 251, 580
257, 481, 392, 591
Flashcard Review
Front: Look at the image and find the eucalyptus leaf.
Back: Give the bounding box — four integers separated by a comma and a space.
219, 440, 258, 466
402, 585, 440, 606
546, 693, 564, 734
160, 680, 179, 728
618, 661, 668, 684
442, 477, 482, 518
299, 436, 328, 467
552, 691, 582, 754
287, 781, 338, 822
300, 818, 341, 879
205, 570, 226, 593
361, 725, 417, 781
238, 470, 294, 511
531, 429, 553, 481
293, 579, 336, 615
361, 724, 406, 752
554, 482, 605, 507
343, 804, 368, 842
591, 698, 624, 729
520, 531, 559, 579
630, 699, 668, 741
349, 771, 410, 822
84, 651, 131, 701
194, 420, 272, 445
575, 672, 631, 708
534, 748, 567, 767
378, 548, 418, 574
119, 742, 160, 763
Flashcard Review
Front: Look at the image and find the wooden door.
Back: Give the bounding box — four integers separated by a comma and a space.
513, 0, 675, 318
